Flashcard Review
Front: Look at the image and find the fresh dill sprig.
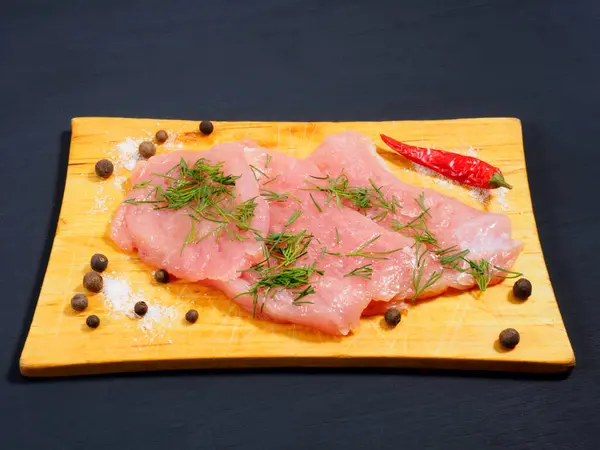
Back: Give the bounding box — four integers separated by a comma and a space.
180, 219, 197, 255
434, 246, 471, 269
412, 241, 443, 300
292, 285, 317, 305
464, 258, 493, 291
304, 173, 400, 219
309, 193, 323, 212
344, 264, 373, 280
125, 157, 258, 248
335, 228, 341, 245
433, 246, 522, 291
345, 235, 401, 260
256, 230, 312, 267
249, 164, 269, 181
236, 230, 326, 315
265, 153, 272, 168
262, 174, 280, 186
132, 180, 152, 189
391, 193, 433, 235
285, 210, 303, 227
465, 259, 523, 291
261, 189, 302, 203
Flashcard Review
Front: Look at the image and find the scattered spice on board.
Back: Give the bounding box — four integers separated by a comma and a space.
154, 269, 170, 284
71, 293, 88, 311
138, 141, 156, 159
86, 315, 100, 329
185, 309, 199, 324
90, 253, 109, 272
199, 120, 214, 135
156, 130, 168, 143
134, 301, 148, 317
95, 159, 114, 178
384, 308, 402, 327
499, 328, 520, 349
83, 271, 103, 293
513, 278, 532, 300
102, 274, 177, 342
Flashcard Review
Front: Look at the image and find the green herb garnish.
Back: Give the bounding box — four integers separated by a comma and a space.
285, 210, 303, 227
236, 230, 323, 316
309, 193, 323, 212
261, 189, 301, 203
345, 235, 401, 260
344, 264, 373, 280
304, 173, 400, 220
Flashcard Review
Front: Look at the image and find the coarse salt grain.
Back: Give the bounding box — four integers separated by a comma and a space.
465, 146, 478, 157
102, 273, 177, 342
469, 188, 491, 204
495, 187, 511, 211
89, 196, 108, 214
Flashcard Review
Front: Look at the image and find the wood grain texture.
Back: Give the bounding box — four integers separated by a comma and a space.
19, 117, 575, 377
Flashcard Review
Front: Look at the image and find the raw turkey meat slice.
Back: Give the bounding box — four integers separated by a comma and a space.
214, 142, 446, 335
110, 144, 269, 281
307, 131, 523, 292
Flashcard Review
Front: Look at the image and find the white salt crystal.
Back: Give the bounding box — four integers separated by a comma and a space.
495, 187, 511, 211
469, 188, 491, 204
115, 137, 142, 171
102, 274, 177, 342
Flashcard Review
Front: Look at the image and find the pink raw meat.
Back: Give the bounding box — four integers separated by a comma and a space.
307, 131, 523, 294
215, 142, 443, 335
110, 144, 269, 281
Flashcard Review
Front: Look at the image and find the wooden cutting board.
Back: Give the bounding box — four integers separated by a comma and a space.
19, 117, 575, 377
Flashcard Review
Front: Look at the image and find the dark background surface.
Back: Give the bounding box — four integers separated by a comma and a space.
1, 0, 599, 448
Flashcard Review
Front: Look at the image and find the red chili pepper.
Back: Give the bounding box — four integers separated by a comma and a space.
380, 134, 512, 190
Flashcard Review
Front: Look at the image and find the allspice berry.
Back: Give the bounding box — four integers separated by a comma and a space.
83, 271, 103, 293
95, 159, 114, 178
90, 253, 108, 272
71, 293, 88, 311
138, 141, 156, 158
134, 301, 148, 317
199, 120, 214, 136
384, 308, 401, 327
499, 328, 520, 349
156, 130, 168, 143
86, 315, 100, 329
185, 309, 199, 324
154, 269, 170, 284
513, 278, 532, 300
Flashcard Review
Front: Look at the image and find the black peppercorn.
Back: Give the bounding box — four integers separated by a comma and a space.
154, 269, 170, 284
156, 130, 168, 143
185, 309, 199, 324
499, 328, 520, 349
513, 278, 532, 300
95, 159, 114, 178
83, 271, 103, 293
86, 315, 100, 329
138, 141, 156, 158
134, 301, 148, 317
384, 308, 401, 327
90, 253, 108, 272
199, 120, 214, 136
71, 293, 88, 311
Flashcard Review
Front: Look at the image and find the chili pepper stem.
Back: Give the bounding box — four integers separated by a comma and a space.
489, 173, 512, 190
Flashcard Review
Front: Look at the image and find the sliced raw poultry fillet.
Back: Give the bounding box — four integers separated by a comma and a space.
307, 131, 524, 297
212, 142, 442, 335
110, 144, 269, 281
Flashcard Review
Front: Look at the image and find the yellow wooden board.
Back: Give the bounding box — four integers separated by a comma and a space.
20, 117, 575, 377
